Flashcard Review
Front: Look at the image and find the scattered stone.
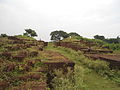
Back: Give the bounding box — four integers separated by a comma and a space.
39, 47, 43, 51
0, 81, 9, 90
18, 73, 42, 81
12, 55, 25, 62
18, 64, 31, 72
27, 59, 41, 67
4, 63, 16, 72
8, 36, 19, 40
43, 61, 75, 72
44, 42, 48, 47
29, 51, 38, 57
1, 52, 12, 59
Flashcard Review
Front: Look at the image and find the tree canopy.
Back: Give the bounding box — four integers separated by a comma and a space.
104, 38, 119, 44
68, 32, 81, 37
94, 35, 105, 40
94, 35, 120, 44
50, 30, 69, 41
23, 29, 37, 37
0, 34, 8, 37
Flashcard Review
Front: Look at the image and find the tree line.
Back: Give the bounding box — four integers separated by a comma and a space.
94, 35, 120, 44
0, 29, 120, 44
0, 29, 37, 38
50, 30, 120, 44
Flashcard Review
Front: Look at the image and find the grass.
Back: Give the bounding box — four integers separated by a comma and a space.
15, 35, 36, 40
84, 71, 119, 90
52, 66, 86, 90
45, 43, 120, 90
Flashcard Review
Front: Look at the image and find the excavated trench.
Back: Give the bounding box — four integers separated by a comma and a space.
85, 54, 120, 69
55, 42, 120, 69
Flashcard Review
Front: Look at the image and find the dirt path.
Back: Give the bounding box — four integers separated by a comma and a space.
41, 50, 71, 62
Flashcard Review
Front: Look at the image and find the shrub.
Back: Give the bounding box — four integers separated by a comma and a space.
103, 43, 120, 50
52, 66, 86, 90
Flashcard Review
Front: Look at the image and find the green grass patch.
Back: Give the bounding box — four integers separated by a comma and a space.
15, 35, 35, 40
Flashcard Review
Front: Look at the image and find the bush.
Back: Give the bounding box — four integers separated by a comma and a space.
103, 43, 120, 50
52, 66, 86, 90
0, 34, 8, 37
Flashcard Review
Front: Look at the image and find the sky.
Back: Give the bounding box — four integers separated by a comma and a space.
0, 0, 120, 41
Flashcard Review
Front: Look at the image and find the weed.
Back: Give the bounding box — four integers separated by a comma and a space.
52, 66, 86, 90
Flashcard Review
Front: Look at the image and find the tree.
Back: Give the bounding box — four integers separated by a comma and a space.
94, 35, 105, 40
24, 29, 37, 37
104, 38, 119, 44
68, 32, 81, 37
0, 34, 8, 37
117, 35, 120, 43
23, 32, 28, 36
50, 30, 69, 41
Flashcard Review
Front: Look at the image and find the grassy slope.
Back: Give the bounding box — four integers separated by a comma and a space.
84, 71, 119, 90
0, 37, 48, 89
16, 35, 36, 40
45, 43, 120, 90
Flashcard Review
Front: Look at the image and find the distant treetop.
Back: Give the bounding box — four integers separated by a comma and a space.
94, 35, 105, 40
0, 34, 8, 37
50, 30, 82, 41
23, 29, 37, 37
50, 30, 69, 41
68, 32, 81, 37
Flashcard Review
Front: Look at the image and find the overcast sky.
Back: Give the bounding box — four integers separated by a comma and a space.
0, 0, 120, 41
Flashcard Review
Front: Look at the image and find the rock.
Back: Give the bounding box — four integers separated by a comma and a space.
4, 63, 16, 72
1, 52, 12, 59
43, 61, 75, 72
18, 64, 31, 72
18, 73, 42, 81
39, 47, 43, 51
12, 55, 25, 62
44, 42, 48, 47
29, 51, 38, 57
0, 81, 9, 90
